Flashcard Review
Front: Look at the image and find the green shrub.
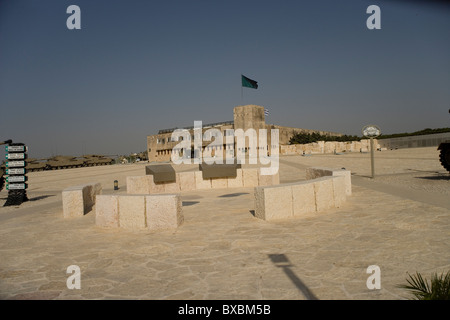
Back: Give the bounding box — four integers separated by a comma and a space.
289, 132, 361, 145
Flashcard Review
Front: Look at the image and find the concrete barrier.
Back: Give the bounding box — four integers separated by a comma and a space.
96, 193, 183, 231
62, 182, 102, 218
254, 174, 349, 221
127, 167, 280, 194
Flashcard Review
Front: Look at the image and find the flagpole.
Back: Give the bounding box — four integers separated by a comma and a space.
241, 74, 243, 103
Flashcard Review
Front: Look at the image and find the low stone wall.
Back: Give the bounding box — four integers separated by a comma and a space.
62, 182, 102, 218
127, 167, 280, 194
305, 167, 352, 196
96, 193, 183, 231
280, 139, 380, 155
254, 168, 351, 221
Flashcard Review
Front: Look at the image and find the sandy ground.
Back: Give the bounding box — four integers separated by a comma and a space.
0, 147, 448, 300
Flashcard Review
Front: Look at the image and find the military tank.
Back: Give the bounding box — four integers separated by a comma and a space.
82, 154, 114, 167
46, 155, 85, 170
25, 158, 49, 172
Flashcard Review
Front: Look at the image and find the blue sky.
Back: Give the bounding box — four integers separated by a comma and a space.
0, 0, 449, 158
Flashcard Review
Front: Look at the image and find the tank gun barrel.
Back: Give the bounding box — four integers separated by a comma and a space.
0, 139, 13, 146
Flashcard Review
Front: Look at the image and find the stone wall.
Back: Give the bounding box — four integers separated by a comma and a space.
280, 139, 380, 155
254, 167, 351, 221
96, 194, 183, 231
127, 167, 280, 194
377, 132, 450, 149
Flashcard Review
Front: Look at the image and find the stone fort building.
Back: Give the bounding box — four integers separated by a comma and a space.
146, 105, 342, 162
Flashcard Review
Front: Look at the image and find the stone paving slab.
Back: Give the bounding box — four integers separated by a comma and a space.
0, 148, 449, 300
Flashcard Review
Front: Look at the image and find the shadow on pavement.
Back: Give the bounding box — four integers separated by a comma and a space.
218, 192, 249, 198
268, 254, 319, 300
416, 175, 450, 181
28, 195, 55, 202
182, 201, 200, 207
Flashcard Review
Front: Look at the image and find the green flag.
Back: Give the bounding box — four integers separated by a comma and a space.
241, 75, 258, 89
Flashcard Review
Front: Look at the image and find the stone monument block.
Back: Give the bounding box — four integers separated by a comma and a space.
306, 167, 352, 196
95, 195, 119, 228
62, 183, 102, 218
148, 175, 166, 194
145, 194, 183, 230
313, 177, 335, 212
177, 172, 196, 192
127, 176, 150, 194
62, 188, 84, 218
227, 168, 243, 188
118, 195, 146, 230
243, 168, 259, 187
291, 181, 317, 216
211, 177, 228, 189
194, 171, 211, 189
258, 168, 280, 186
331, 176, 347, 208
254, 185, 293, 221
164, 179, 180, 193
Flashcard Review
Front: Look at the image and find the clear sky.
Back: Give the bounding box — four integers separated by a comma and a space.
0, 0, 449, 159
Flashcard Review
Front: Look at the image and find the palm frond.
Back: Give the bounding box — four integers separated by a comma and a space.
398, 271, 450, 300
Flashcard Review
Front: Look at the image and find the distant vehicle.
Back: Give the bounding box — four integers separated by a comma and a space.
45, 156, 85, 170
81, 154, 114, 167
25, 154, 115, 172
25, 158, 48, 172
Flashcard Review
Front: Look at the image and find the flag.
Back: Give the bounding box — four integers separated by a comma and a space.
241, 75, 258, 89
264, 109, 269, 116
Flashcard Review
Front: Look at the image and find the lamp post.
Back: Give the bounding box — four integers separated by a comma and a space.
362, 125, 381, 179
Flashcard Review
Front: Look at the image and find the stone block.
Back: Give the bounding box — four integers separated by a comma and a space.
86, 182, 102, 208
164, 179, 180, 193
211, 177, 228, 189
227, 168, 243, 188
95, 195, 119, 228
330, 169, 352, 196
118, 195, 147, 230
127, 176, 150, 194
195, 171, 211, 189
305, 167, 325, 180
313, 177, 335, 212
254, 185, 293, 221
331, 176, 347, 208
306, 167, 351, 196
62, 188, 84, 218
62, 183, 102, 218
177, 172, 196, 192
145, 194, 183, 230
291, 181, 316, 216
243, 168, 259, 187
149, 175, 166, 194
254, 187, 266, 220
258, 168, 280, 186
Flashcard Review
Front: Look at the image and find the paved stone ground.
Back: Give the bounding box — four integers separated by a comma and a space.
0, 147, 449, 300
